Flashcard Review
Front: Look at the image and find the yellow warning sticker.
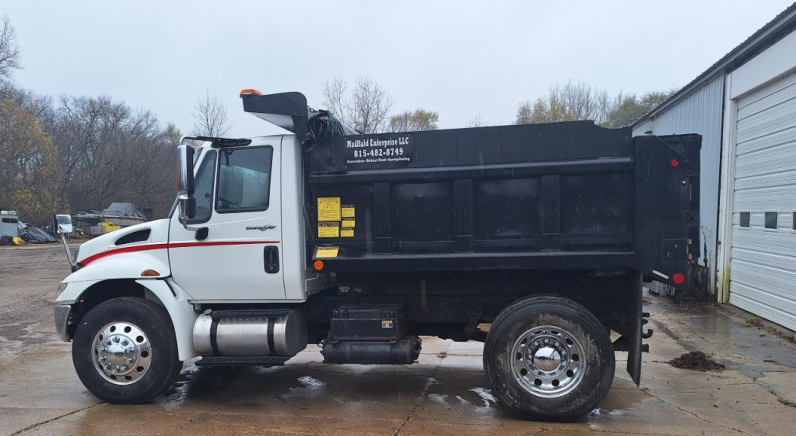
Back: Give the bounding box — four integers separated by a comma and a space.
315, 246, 339, 258
341, 229, 354, 237
318, 222, 339, 238
318, 197, 341, 222
342, 218, 355, 228
341, 205, 355, 218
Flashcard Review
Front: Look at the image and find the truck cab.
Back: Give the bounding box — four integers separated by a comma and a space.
167, 135, 322, 303
54, 90, 700, 422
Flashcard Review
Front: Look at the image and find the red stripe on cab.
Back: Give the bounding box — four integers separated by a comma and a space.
79, 241, 281, 268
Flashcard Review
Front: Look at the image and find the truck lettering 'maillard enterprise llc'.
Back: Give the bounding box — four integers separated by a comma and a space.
54, 90, 700, 423
345, 135, 411, 164
346, 137, 409, 148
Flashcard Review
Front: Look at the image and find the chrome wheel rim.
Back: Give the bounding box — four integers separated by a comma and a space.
92, 321, 152, 385
510, 325, 586, 398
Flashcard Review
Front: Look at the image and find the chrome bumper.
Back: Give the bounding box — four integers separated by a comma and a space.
54, 304, 72, 342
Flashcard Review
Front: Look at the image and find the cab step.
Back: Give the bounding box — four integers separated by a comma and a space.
195, 356, 291, 367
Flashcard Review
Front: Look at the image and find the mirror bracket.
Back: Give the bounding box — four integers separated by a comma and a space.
177, 144, 197, 230
177, 194, 201, 231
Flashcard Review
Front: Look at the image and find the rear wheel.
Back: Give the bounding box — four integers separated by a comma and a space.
72, 297, 181, 403
484, 296, 614, 421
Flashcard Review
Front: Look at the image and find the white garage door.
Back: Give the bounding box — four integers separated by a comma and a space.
729, 72, 796, 331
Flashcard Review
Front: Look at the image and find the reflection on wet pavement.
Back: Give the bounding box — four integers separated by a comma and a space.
3, 323, 796, 436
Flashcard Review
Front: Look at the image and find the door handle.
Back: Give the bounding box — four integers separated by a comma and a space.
264, 245, 279, 274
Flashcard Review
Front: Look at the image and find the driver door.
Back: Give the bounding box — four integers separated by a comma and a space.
169, 139, 285, 301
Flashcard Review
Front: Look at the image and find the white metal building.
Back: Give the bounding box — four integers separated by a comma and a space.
633, 3, 796, 331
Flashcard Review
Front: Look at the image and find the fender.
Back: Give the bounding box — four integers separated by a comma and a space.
57, 278, 199, 361
136, 278, 199, 361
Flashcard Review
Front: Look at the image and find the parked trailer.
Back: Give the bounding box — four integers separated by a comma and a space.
54, 91, 700, 421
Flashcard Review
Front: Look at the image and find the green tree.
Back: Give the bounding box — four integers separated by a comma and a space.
602, 89, 677, 128
0, 98, 67, 224
387, 109, 439, 132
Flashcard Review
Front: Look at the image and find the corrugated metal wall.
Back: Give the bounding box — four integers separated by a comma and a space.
632, 75, 725, 294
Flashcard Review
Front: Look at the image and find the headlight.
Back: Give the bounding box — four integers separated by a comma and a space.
56, 283, 68, 298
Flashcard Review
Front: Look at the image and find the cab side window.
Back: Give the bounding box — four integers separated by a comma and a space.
189, 150, 217, 224
216, 147, 273, 213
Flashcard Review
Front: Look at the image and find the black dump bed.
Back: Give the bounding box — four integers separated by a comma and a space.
242, 92, 701, 290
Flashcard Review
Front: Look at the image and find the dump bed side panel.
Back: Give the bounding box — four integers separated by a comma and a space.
308, 122, 637, 272
306, 121, 700, 281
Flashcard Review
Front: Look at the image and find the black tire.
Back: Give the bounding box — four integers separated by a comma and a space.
483, 296, 614, 421
72, 297, 181, 404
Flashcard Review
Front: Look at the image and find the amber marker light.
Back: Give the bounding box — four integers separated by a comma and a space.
313, 260, 324, 271
141, 269, 161, 277
240, 89, 263, 96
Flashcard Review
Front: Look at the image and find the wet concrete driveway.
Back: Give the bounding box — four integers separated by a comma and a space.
2, 245, 796, 435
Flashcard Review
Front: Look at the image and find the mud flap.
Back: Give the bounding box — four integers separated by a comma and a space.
626, 271, 643, 386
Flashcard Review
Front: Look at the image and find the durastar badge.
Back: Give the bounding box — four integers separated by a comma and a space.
246, 225, 277, 231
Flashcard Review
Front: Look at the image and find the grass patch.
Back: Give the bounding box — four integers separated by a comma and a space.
745, 316, 762, 327
436, 352, 448, 359
765, 326, 777, 333
778, 398, 796, 408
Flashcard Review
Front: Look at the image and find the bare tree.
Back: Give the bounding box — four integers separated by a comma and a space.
515, 80, 611, 125
0, 15, 21, 82
45, 95, 180, 219
466, 113, 487, 128
349, 76, 392, 133
387, 109, 438, 132
191, 89, 231, 137
321, 76, 393, 133
322, 76, 349, 125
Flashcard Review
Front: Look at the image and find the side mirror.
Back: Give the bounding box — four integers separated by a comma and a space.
178, 145, 195, 195
177, 145, 196, 227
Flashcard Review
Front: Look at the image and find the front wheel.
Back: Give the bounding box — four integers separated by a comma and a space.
484, 296, 614, 421
72, 297, 181, 403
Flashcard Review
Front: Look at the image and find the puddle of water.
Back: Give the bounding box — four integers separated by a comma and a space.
469, 387, 497, 409
428, 393, 448, 404
0, 322, 56, 356
279, 375, 326, 400
296, 376, 325, 389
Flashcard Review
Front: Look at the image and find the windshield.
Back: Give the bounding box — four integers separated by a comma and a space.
56, 216, 71, 224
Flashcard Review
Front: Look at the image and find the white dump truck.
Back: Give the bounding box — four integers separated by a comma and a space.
55, 90, 700, 421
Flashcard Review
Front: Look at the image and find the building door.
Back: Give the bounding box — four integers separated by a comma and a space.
729, 72, 796, 330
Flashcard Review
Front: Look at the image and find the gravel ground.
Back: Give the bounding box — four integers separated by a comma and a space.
0, 243, 75, 356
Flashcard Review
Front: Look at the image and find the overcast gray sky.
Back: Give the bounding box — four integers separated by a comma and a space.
4, 1, 794, 137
